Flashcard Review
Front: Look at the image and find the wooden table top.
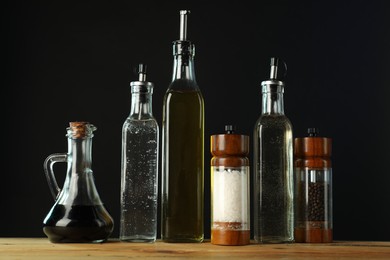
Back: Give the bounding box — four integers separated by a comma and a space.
1, 238, 389, 259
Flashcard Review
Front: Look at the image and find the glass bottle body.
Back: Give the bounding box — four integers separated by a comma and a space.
43, 123, 114, 243
120, 90, 159, 242
161, 43, 204, 243
253, 88, 294, 243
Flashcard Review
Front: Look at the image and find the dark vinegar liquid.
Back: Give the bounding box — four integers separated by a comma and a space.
43, 204, 114, 243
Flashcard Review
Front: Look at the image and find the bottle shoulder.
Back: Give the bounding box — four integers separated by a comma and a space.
255, 114, 292, 129
256, 114, 292, 122
168, 78, 200, 92
163, 88, 204, 105
122, 118, 159, 131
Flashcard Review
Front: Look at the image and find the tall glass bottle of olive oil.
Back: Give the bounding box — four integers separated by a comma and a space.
161, 10, 204, 243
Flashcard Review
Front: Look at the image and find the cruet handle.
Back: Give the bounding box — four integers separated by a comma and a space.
43, 153, 68, 200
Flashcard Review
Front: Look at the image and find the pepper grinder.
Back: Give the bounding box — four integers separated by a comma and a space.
294, 128, 333, 243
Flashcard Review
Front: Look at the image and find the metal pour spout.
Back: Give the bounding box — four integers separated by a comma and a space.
270, 57, 279, 79
138, 63, 147, 81
179, 10, 190, 41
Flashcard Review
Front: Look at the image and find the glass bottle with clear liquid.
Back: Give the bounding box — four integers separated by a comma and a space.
253, 58, 294, 243
120, 64, 159, 242
161, 10, 204, 243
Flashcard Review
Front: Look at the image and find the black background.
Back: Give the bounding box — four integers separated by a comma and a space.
2, 0, 390, 241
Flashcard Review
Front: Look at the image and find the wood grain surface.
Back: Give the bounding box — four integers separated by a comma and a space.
0, 238, 389, 259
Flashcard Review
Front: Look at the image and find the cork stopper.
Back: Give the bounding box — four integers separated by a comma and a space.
67, 122, 96, 139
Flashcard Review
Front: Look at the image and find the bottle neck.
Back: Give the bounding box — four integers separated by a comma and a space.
129, 92, 153, 119
172, 54, 196, 81
68, 137, 93, 173
59, 134, 102, 205
171, 41, 197, 87
262, 91, 285, 115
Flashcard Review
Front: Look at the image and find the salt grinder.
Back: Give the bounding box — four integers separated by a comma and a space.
211, 125, 250, 246
294, 128, 333, 243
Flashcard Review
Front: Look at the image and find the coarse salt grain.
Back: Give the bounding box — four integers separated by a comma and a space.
213, 168, 248, 223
